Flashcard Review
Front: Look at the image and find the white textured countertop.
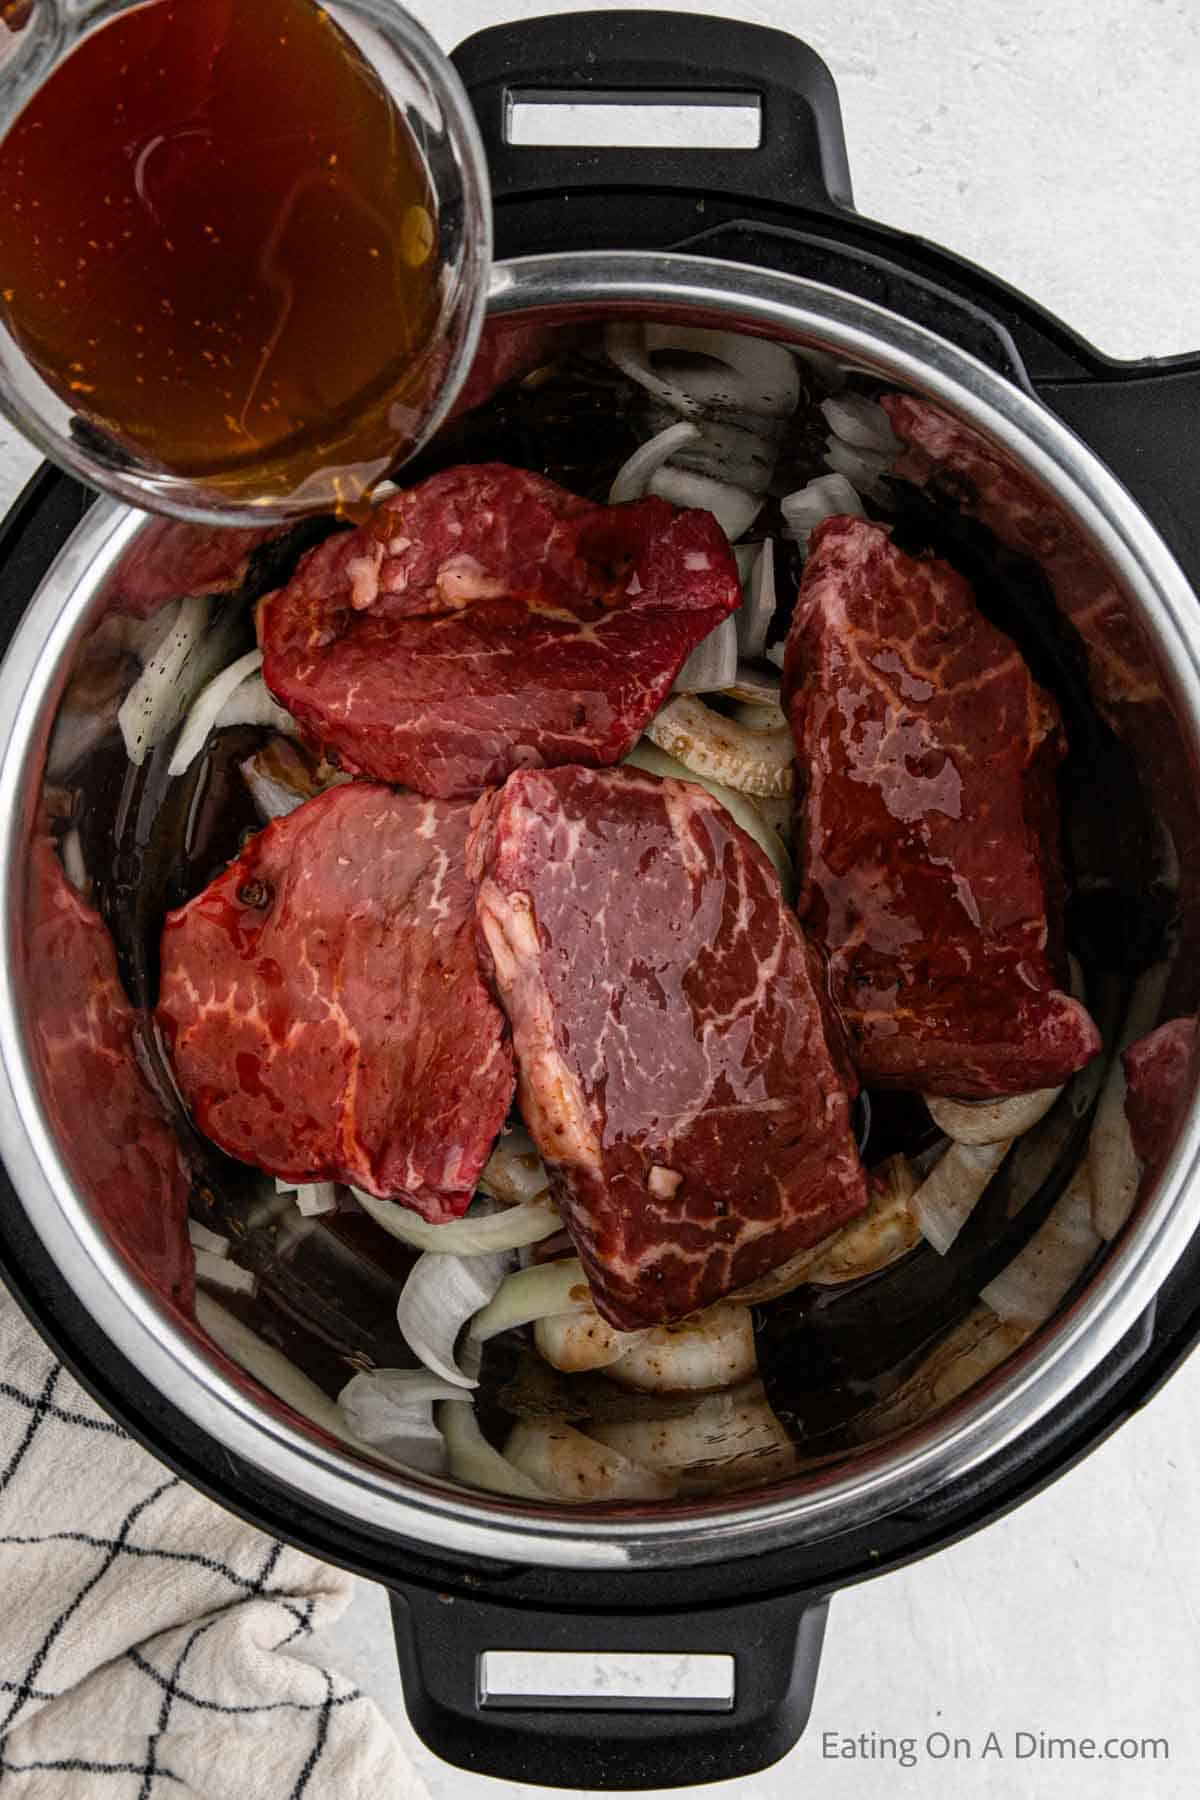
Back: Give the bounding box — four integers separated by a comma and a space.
2, 2, 1198, 1796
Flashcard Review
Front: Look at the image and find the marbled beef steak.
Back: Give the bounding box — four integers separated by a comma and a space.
257, 463, 740, 799
784, 516, 1100, 1098
28, 837, 193, 1309
470, 764, 868, 1330
158, 783, 514, 1219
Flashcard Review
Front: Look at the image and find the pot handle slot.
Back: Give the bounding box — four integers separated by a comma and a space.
388, 1583, 828, 1789
451, 10, 853, 216
1033, 359, 1200, 593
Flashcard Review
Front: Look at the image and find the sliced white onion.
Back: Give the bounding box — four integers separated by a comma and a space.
735, 538, 776, 661
118, 596, 222, 766
606, 323, 706, 418
765, 641, 786, 670
439, 1398, 552, 1499
824, 438, 892, 494
606, 1304, 756, 1393
168, 647, 264, 777
726, 672, 782, 714
608, 419, 701, 504
196, 1292, 350, 1442
188, 1220, 230, 1259
925, 1086, 1061, 1146
780, 473, 865, 548
338, 1368, 464, 1474
624, 739, 793, 896
477, 1127, 550, 1207
647, 405, 777, 492
505, 1418, 676, 1502
644, 694, 793, 796
980, 1166, 1101, 1328
606, 323, 800, 421
240, 754, 306, 821
643, 324, 801, 419
194, 1249, 257, 1297
820, 394, 901, 454
730, 1155, 917, 1304
396, 1247, 513, 1387
912, 1138, 1011, 1256
534, 1307, 647, 1374
861, 1304, 1031, 1436
672, 615, 739, 695
1090, 961, 1173, 1239
586, 1381, 793, 1487
354, 1186, 561, 1255
60, 827, 88, 895
295, 1181, 338, 1217
468, 1257, 593, 1346
646, 465, 762, 541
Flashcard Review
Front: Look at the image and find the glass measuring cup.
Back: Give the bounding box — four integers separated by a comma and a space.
0, 0, 491, 523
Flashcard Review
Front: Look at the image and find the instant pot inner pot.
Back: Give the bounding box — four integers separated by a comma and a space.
11, 304, 1197, 1527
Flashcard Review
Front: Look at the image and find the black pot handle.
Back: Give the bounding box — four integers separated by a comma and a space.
1033, 358, 1200, 592
452, 9, 852, 216
389, 1582, 828, 1789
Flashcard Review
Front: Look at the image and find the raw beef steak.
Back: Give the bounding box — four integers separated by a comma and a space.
158, 783, 514, 1217
470, 765, 868, 1330
1123, 1016, 1196, 1175
258, 463, 740, 798
784, 516, 1100, 1098
27, 837, 193, 1310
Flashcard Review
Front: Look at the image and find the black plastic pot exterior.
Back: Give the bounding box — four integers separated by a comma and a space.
0, 12, 1197, 1791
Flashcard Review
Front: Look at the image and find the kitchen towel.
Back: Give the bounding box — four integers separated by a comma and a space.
0, 1281, 421, 1797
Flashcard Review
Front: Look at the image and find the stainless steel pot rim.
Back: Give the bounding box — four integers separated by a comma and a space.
1, 249, 1198, 1572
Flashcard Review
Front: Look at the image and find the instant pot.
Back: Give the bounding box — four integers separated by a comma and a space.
1, 13, 1199, 1789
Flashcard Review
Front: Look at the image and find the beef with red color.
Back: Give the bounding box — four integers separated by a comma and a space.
257, 463, 741, 799
158, 783, 514, 1219
99, 517, 286, 618
1123, 1016, 1196, 1177
26, 837, 193, 1309
469, 764, 868, 1330
783, 515, 1100, 1098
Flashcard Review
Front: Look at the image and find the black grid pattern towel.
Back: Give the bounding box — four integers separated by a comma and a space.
0, 1284, 417, 1797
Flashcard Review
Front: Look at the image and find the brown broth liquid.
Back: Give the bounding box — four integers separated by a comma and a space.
0, 0, 443, 505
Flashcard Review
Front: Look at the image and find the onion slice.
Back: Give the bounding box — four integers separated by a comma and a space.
439, 1399, 552, 1499
534, 1308, 647, 1374
820, 394, 901, 454
187, 1220, 230, 1259
193, 1249, 257, 1297
477, 1127, 550, 1206
468, 1258, 593, 1346
672, 615, 739, 695
586, 1380, 793, 1489
646, 465, 761, 541
730, 1155, 918, 1303
396, 1247, 513, 1386
338, 1368, 465, 1474
1089, 961, 1173, 1239
624, 739, 793, 896
735, 538, 776, 661
505, 1419, 676, 1502
196, 1292, 351, 1444
118, 596, 209, 765
644, 695, 793, 796
780, 472, 865, 548
354, 1186, 560, 1255
980, 1166, 1101, 1328
912, 1139, 1011, 1256
608, 419, 701, 504
924, 1086, 1061, 1146
168, 648, 264, 777
605, 1304, 756, 1393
